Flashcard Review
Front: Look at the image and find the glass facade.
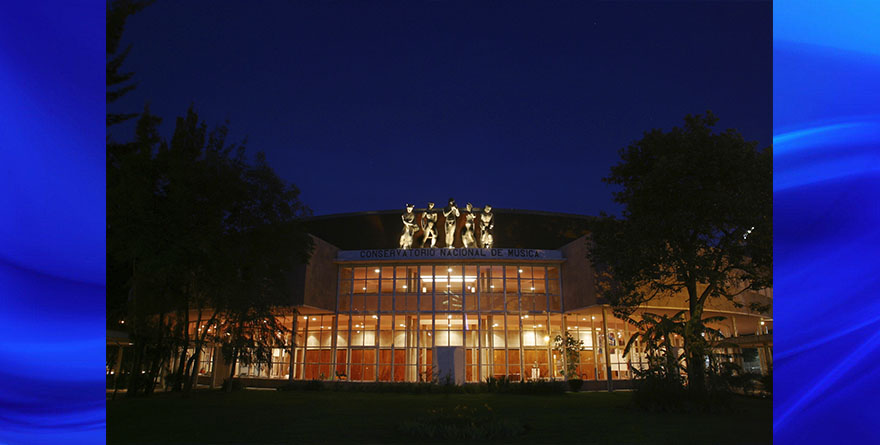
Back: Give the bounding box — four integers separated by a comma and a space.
173, 260, 766, 385
212, 262, 656, 383
310, 263, 563, 382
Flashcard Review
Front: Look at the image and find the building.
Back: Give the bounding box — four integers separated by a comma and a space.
113, 206, 772, 389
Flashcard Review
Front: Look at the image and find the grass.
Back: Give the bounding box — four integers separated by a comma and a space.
107, 389, 771, 444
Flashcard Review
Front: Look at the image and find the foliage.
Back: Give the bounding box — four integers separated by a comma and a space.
567, 378, 584, 392
623, 311, 686, 382
553, 331, 584, 379
398, 404, 525, 440
107, 0, 153, 126
107, 106, 313, 396
625, 311, 750, 412
590, 111, 772, 394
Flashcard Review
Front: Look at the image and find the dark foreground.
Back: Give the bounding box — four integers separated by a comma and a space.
107, 389, 771, 444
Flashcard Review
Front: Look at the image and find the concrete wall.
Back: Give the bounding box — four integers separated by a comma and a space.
559, 235, 599, 311
290, 235, 339, 311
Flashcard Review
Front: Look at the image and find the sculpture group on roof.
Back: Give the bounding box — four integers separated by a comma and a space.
400, 198, 494, 249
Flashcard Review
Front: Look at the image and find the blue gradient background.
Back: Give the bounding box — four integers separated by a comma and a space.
0, 1, 876, 444
774, 0, 880, 443
0, 2, 106, 444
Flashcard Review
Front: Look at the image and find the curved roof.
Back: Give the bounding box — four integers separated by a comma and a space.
302, 208, 595, 250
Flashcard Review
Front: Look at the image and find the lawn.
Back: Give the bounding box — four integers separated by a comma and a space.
107, 389, 771, 444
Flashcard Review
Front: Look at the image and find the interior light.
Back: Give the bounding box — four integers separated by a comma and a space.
518, 268, 523, 273
582, 318, 586, 321
543, 335, 550, 342
119, 320, 125, 324
422, 287, 427, 293
363, 287, 367, 290
447, 267, 453, 272
760, 321, 765, 325
447, 314, 452, 319
374, 269, 380, 273
304, 316, 308, 320
538, 324, 543, 327
423, 276, 477, 283
402, 285, 407, 289
591, 316, 595, 320
372, 315, 378, 319
523, 315, 529, 319
400, 324, 405, 327
471, 288, 476, 293
490, 285, 495, 289
493, 323, 499, 327
530, 287, 535, 290
312, 318, 317, 321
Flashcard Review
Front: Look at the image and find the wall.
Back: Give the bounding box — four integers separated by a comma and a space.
559, 235, 599, 311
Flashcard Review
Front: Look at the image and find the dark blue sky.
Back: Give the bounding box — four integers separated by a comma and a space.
109, 0, 771, 217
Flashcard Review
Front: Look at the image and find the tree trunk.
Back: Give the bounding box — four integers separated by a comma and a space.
685, 280, 706, 395
184, 344, 201, 393
173, 308, 190, 392
226, 351, 238, 392
125, 340, 144, 397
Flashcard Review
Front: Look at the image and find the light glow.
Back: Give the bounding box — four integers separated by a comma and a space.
422, 275, 477, 283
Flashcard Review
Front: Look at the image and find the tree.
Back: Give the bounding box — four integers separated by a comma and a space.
553, 331, 584, 380
107, 0, 153, 127
589, 111, 772, 395
107, 106, 313, 396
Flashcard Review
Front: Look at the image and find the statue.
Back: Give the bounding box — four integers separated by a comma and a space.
420, 202, 438, 248
399, 204, 418, 249
461, 203, 476, 248
479, 204, 494, 248
442, 198, 460, 248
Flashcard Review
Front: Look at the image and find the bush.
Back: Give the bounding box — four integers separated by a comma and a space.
276, 379, 566, 395
631, 373, 690, 412
759, 370, 772, 395
567, 378, 584, 392
221, 378, 243, 392
398, 404, 525, 440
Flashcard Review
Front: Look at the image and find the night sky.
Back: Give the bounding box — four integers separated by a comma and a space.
108, 0, 771, 217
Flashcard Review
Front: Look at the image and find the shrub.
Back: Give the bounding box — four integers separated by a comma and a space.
398, 404, 525, 440
759, 370, 772, 395
221, 378, 243, 392
567, 378, 584, 392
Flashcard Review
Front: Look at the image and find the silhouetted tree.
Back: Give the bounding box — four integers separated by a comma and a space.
590, 111, 772, 395
107, 106, 313, 396
107, 0, 152, 127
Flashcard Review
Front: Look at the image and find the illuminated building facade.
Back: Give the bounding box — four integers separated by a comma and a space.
177, 208, 772, 387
